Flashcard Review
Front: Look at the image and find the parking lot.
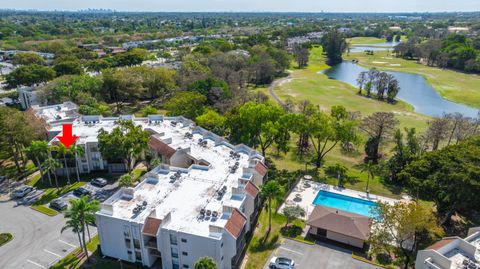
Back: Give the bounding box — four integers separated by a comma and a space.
0, 177, 115, 269
0, 199, 97, 269
264, 239, 381, 269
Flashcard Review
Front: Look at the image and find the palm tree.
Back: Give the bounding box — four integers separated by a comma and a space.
65, 195, 100, 263
61, 214, 84, 254
25, 140, 49, 184
43, 158, 62, 189
194, 257, 217, 269
71, 145, 85, 182
361, 161, 376, 194
260, 181, 283, 232
53, 143, 72, 184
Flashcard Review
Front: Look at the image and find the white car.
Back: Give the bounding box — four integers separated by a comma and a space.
269, 256, 295, 269
11, 186, 34, 199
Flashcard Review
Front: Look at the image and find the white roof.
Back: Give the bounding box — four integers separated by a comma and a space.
62, 115, 263, 237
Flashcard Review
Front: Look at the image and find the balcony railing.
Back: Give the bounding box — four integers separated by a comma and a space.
149, 249, 161, 257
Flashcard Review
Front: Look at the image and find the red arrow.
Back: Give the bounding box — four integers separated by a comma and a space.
57, 124, 78, 148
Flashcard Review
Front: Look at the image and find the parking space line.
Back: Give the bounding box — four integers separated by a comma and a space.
58, 239, 76, 248
279, 246, 304, 256
27, 259, 46, 268
44, 249, 62, 258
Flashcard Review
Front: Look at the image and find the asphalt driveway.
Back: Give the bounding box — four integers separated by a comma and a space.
0, 199, 97, 269
264, 238, 381, 269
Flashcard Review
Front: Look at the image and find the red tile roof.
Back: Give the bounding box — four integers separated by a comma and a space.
245, 181, 260, 197
426, 237, 460, 250
254, 162, 268, 176
149, 136, 176, 158
225, 209, 247, 238
142, 216, 162, 236
307, 205, 371, 240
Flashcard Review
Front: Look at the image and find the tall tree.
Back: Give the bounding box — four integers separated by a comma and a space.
72, 145, 85, 183
360, 161, 376, 193
360, 112, 399, 163
98, 120, 150, 172
53, 143, 72, 185
321, 29, 347, 65
194, 257, 218, 269
64, 196, 100, 263
400, 137, 480, 225
369, 202, 444, 269
5, 64, 56, 88
282, 205, 305, 228
25, 141, 50, 184
261, 181, 283, 232
43, 158, 62, 189
165, 91, 207, 119
226, 101, 285, 157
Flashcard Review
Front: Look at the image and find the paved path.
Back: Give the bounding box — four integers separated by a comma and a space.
268, 74, 291, 107
0, 200, 97, 269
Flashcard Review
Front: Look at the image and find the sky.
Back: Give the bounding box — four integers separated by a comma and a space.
1, 0, 479, 12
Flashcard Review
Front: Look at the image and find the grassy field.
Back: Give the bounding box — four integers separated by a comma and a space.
347, 37, 385, 45
245, 201, 306, 269
345, 50, 480, 108
261, 46, 432, 198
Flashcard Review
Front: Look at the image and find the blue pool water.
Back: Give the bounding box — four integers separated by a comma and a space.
312, 191, 377, 217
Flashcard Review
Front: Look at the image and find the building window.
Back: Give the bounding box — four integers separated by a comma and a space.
183, 265, 189, 268
181, 238, 187, 243
170, 234, 178, 245
125, 238, 131, 249
133, 239, 140, 249
135, 250, 142, 261
221, 242, 223, 248
172, 260, 179, 269
127, 251, 133, 261
123, 226, 130, 237
221, 256, 224, 261
182, 251, 188, 256
171, 247, 179, 258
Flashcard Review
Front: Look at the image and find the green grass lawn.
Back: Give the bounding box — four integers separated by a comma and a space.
345, 50, 480, 108
260, 46, 431, 199
245, 201, 306, 269
0, 233, 13, 247
30, 204, 59, 216
51, 235, 143, 269
347, 37, 385, 45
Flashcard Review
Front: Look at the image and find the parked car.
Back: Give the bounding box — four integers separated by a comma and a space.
73, 187, 91, 197
91, 177, 108, 187
0, 176, 6, 183
269, 257, 295, 269
49, 199, 68, 211
11, 186, 34, 199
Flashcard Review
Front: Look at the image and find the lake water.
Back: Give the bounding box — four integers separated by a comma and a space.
322, 61, 479, 118
349, 46, 393, 53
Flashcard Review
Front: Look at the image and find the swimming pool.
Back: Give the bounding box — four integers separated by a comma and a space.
312, 190, 377, 217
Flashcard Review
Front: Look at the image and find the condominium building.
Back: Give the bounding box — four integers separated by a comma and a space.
95, 116, 267, 269
415, 227, 480, 269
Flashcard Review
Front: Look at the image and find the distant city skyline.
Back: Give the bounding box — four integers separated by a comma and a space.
2, 0, 480, 12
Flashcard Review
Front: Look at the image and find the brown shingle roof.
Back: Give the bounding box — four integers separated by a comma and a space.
254, 162, 268, 176
225, 209, 247, 238
307, 205, 371, 240
142, 216, 162, 236
149, 136, 176, 158
426, 237, 460, 250
245, 181, 260, 197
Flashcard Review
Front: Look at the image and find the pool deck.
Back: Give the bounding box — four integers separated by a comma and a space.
279, 179, 399, 220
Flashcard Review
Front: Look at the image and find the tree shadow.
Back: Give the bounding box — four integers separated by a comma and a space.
250, 233, 280, 253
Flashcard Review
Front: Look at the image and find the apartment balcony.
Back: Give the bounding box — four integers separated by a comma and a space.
149, 249, 161, 257
145, 238, 158, 249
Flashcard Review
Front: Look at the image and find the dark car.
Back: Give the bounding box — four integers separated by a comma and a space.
73, 187, 91, 197
0, 176, 6, 183
90, 178, 108, 187
49, 199, 68, 211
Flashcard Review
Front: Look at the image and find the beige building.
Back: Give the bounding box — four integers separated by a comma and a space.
306, 205, 371, 249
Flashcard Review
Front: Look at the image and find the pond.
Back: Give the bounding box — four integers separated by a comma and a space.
322, 61, 479, 118
349, 46, 393, 53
